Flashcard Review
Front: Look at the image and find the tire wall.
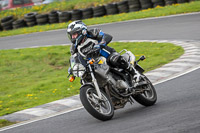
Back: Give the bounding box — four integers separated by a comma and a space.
0, 0, 193, 31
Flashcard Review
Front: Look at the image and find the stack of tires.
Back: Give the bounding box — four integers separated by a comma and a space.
117, 1, 129, 13
82, 8, 93, 19
48, 10, 59, 24
93, 6, 106, 17
12, 19, 26, 29
71, 10, 82, 20
24, 12, 37, 27
164, 0, 176, 5
151, 0, 165, 7
1, 16, 15, 30
177, 0, 188, 3
58, 11, 71, 23
139, 0, 153, 9
105, 3, 119, 15
0, 25, 2, 31
128, 0, 141, 12
36, 14, 49, 25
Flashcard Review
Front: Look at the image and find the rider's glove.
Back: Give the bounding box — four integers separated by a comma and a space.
93, 45, 101, 54
98, 39, 106, 48
86, 45, 100, 58
93, 44, 100, 49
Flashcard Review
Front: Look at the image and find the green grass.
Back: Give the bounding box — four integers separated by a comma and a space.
0, 1, 200, 37
0, 119, 16, 128
0, 42, 184, 117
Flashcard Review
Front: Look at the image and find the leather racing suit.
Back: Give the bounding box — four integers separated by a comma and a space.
70, 28, 136, 76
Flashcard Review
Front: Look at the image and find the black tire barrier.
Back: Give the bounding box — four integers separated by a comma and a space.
82, 8, 93, 19
71, 10, 82, 20
36, 14, 48, 19
164, 0, 176, 5
24, 12, 37, 27
25, 17, 36, 22
128, 0, 141, 12
1, 18, 15, 27
1, 16, 14, 23
117, 1, 129, 13
0, 25, 2, 31
36, 14, 49, 25
26, 21, 37, 27
49, 10, 58, 18
12, 19, 26, 29
36, 17, 48, 23
24, 12, 37, 20
58, 11, 71, 23
139, 0, 153, 9
105, 3, 119, 15
3, 25, 13, 30
1, 16, 15, 30
93, 6, 106, 17
151, 0, 165, 7
48, 10, 59, 24
49, 19, 58, 24
177, 0, 188, 3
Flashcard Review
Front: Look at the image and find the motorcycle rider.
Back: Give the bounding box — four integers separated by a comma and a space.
67, 20, 140, 81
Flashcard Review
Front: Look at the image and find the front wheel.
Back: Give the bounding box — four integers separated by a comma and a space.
80, 85, 114, 121
133, 75, 157, 106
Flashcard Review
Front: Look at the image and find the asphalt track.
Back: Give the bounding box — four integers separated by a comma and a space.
1, 67, 200, 133
0, 12, 200, 49
0, 13, 200, 133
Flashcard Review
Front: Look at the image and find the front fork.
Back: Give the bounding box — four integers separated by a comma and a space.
88, 64, 102, 100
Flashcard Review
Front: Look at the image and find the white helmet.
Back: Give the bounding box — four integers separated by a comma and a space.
67, 20, 87, 47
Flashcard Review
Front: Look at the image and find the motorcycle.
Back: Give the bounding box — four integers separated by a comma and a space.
68, 47, 157, 121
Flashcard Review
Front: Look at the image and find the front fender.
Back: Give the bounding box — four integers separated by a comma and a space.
80, 83, 95, 90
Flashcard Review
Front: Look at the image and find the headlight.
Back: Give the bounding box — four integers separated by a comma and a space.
126, 51, 136, 65
72, 63, 86, 77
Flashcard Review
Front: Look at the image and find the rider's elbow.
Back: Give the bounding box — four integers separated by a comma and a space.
104, 33, 113, 45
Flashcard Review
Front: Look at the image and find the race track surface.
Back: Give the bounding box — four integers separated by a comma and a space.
0, 13, 200, 133
2, 68, 200, 133
0, 13, 200, 49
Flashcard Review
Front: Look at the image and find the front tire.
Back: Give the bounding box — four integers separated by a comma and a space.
133, 75, 157, 106
80, 86, 114, 121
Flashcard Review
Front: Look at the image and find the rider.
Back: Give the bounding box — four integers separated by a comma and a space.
67, 20, 140, 80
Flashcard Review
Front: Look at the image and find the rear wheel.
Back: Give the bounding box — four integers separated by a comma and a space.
80, 86, 114, 121
133, 75, 157, 106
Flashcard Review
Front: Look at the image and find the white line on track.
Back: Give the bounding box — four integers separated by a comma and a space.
0, 106, 83, 132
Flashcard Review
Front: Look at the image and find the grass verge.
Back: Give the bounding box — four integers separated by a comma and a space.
0, 1, 200, 37
0, 42, 184, 117
0, 119, 16, 128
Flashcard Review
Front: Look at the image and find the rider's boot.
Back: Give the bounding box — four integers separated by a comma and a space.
109, 53, 141, 82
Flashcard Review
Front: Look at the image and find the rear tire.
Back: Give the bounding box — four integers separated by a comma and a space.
133, 75, 157, 106
80, 86, 114, 121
